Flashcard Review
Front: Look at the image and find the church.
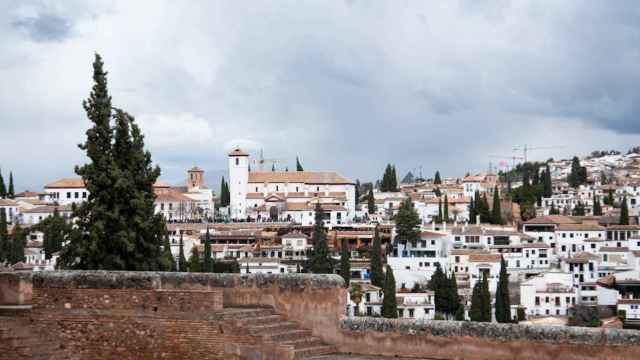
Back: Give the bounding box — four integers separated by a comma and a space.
228, 148, 356, 225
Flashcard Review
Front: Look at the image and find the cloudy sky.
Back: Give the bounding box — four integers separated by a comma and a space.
1, 1, 639, 192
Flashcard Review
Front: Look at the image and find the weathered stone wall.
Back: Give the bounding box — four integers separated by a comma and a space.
337, 317, 640, 360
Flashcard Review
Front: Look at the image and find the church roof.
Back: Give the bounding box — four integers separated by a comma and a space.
248, 171, 353, 185
44, 177, 86, 189
229, 148, 249, 156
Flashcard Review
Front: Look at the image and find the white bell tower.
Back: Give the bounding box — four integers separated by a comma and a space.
228, 148, 249, 220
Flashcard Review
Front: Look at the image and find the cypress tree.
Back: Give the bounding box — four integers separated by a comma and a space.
381, 266, 398, 318
369, 225, 384, 287
220, 177, 227, 207
162, 234, 176, 272
355, 179, 360, 205
58, 54, 166, 271
296, 156, 304, 171
394, 198, 421, 247
620, 196, 629, 225
367, 186, 376, 214
469, 196, 477, 224
203, 228, 213, 273
340, 238, 351, 286
434, 171, 442, 185
568, 156, 586, 188
593, 196, 603, 216
188, 246, 202, 273
491, 187, 503, 225
272, 164, 276, 172
437, 198, 443, 223
391, 166, 398, 191
178, 232, 187, 272
450, 274, 462, 320
572, 202, 586, 216
495, 257, 511, 323
0, 209, 8, 262
481, 274, 492, 322
606, 190, 615, 206
543, 164, 553, 197
38, 208, 68, 259
549, 203, 559, 215
307, 203, 333, 273
443, 195, 449, 222
470, 278, 483, 321
7, 172, 14, 199
0, 170, 5, 198
10, 223, 26, 264
429, 263, 446, 315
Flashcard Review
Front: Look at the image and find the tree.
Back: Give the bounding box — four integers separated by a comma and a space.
543, 164, 553, 197
37, 208, 68, 259
355, 179, 360, 205
307, 203, 333, 273
340, 238, 351, 287
593, 196, 603, 216
369, 226, 384, 287
58, 54, 167, 271
491, 187, 503, 225
394, 198, 420, 247
572, 202, 586, 216
220, 177, 230, 207
367, 186, 376, 214
162, 234, 176, 272
470, 274, 491, 322
449, 274, 463, 320
9, 223, 26, 264
203, 228, 214, 272
428, 263, 446, 315
549, 203, 560, 215
178, 232, 187, 272
494, 257, 511, 323
296, 156, 304, 171
380, 164, 398, 192
272, 164, 276, 172
0, 209, 8, 262
7, 172, 14, 199
434, 171, 442, 185
443, 195, 449, 222
0, 170, 5, 198
381, 266, 398, 318
605, 190, 615, 207
620, 196, 629, 225
436, 197, 443, 223
469, 196, 477, 224
568, 156, 587, 188
188, 246, 202, 273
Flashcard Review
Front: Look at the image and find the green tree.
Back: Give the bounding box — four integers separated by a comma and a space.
549, 203, 560, 215
10, 223, 26, 264
37, 208, 69, 259
355, 179, 360, 205
543, 164, 553, 197
0, 170, 5, 198
448, 272, 462, 320
491, 187, 503, 225
340, 238, 351, 287
572, 202, 586, 216
436, 197, 443, 223
443, 195, 449, 222
434, 171, 442, 185
188, 246, 202, 273
394, 198, 421, 247
0, 209, 8, 262
296, 156, 304, 171
469, 196, 477, 224
593, 196, 603, 216
220, 177, 230, 207
381, 266, 398, 318
307, 203, 333, 273
620, 196, 629, 225
7, 172, 14, 199
203, 228, 214, 272
58, 54, 167, 271
369, 226, 384, 287
178, 232, 187, 272
494, 257, 511, 323
470, 274, 491, 322
568, 156, 587, 188
162, 234, 176, 272
380, 164, 398, 192
428, 263, 446, 315
367, 186, 376, 214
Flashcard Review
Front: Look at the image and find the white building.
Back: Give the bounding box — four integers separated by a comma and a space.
520, 272, 577, 317
0, 199, 18, 225
228, 148, 356, 225
44, 178, 88, 205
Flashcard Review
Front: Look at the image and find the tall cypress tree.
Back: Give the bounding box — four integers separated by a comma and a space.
369, 226, 384, 287
495, 257, 511, 323
381, 265, 398, 318
203, 228, 213, 273
428, 263, 446, 315
162, 234, 176, 272
188, 246, 201, 273
491, 187, 503, 225
620, 196, 629, 225
355, 179, 360, 205
0, 209, 8, 262
449, 273, 462, 320
469, 196, 476, 224
178, 232, 187, 272
220, 177, 227, 207
38, 208, 68, 259
58, 54, 167, 271
593, 196, 603, 216
481, 274, 492, 322
391, 166, 398, 191
10, 223, 26, 264
7, 172, 14, 199
394, 198, 421, 247
367, 186, 376, 214
340, 238, 351, 287
434, 171, 442, 185
0, 170, 5, 198
443, 195, 449, 222
296, 156, 304, 171
543, 164, 553, 197
307, 203, 333, 273
437, 197, 443, 223
470, 274, 491, 322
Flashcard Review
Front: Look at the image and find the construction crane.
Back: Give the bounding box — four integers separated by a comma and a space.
513, 144, 563, 163
251, 149, 282, 171
489, 154, 525, 171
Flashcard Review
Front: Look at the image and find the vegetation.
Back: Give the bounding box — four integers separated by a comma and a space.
296, 156, 304, 171
177, 233, 187, 271
620, 196, 629, 225
568, 156, 587, 188
494, 257, 511, 323
470, 274, 491, 322
381, 265, 398, 318
491, 187, 504, 225
428, 263, 462, 319
58, 54, 168, 271
369, 226, 384, 287
394, 198, 421, 247
434, 171, 442, 185
340, 238, 351, 287
35, 208, 70, 259
203, 229, 214, 273
307, 203, 334, 273
380, 164, 398, 192
593, 196, 603, 216
367, 186, 376, 214
219, 177, 230, 207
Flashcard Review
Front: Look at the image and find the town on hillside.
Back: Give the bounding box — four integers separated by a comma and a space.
2, 145, 640, 329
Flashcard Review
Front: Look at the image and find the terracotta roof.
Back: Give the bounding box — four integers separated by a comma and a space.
557, 223, 605, 231
420, 231, 447, 238
45, 177, 85, 189
469, 254, 501, 263
229, 148, 249, 156
155, 190, 193, 202
153, 180, 171, 188
566, 252, 598, 263
248, 171, 354, 185
598, 247, 629, 253
0, 199, 17, 206
521, 243, 551, 249
632, 251, 640, 257
281, 232, 309, 239
618, 299, 640, 305
21, 205, 72, 214
524, 216, 577, 225
15, 191, 41, 198
605, 225, 640, 230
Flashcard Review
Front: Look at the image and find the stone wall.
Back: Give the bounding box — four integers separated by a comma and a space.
337, 317, 640, 360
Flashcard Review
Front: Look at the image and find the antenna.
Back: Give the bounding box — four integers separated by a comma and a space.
513, 144, 564, 163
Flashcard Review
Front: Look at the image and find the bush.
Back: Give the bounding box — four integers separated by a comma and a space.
434, 313, 445, 321
517, 308, 526, 322
618, 309, 627, 322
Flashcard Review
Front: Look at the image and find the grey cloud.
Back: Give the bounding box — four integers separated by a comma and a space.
12, 13, 72, 43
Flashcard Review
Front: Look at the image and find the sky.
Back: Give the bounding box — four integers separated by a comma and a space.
1, 1, 639, 192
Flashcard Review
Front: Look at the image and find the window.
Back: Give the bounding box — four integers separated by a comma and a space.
67, 192, 71, 199
74, 192, 79, 198
235, 158, 239, 165
535, 297, 540, 306
408, 309, 415, 318
82, 192, 87, 198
